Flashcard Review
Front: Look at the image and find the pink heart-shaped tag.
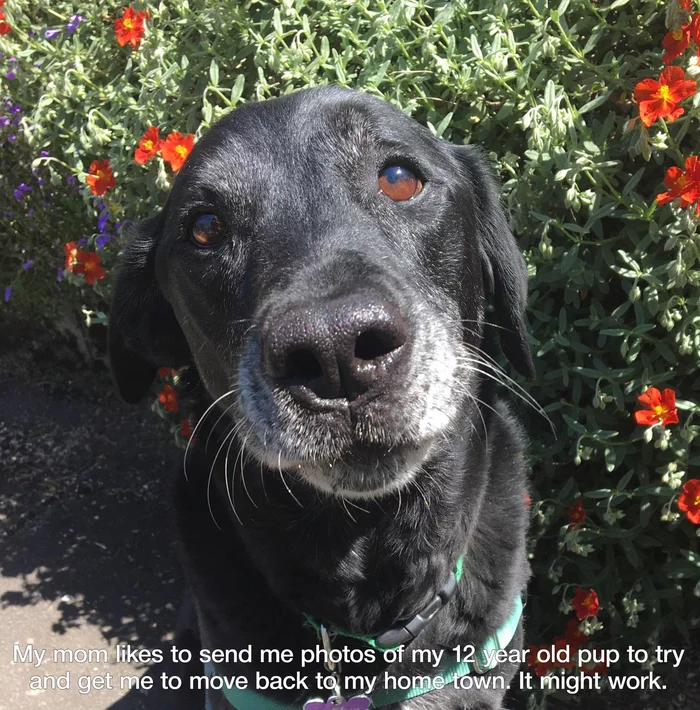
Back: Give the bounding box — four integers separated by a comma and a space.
303, 695, 371, 710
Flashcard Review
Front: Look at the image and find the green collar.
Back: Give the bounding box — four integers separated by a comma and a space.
209, 592, 524, 710
304, 556, 465, 650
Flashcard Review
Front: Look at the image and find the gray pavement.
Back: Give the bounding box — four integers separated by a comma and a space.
0, 339, 182, 709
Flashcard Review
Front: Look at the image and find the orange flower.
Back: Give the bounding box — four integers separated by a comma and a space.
160, 131, 195, 172
86, 160, 116, 196
634, 66, 696, 127
159, 384, 179, 413
134, 126, 162, 165
64, 241, 83, 271
523, 490, 531, 507
180, 419, 193, 438
662, 22, 692, 64
677, 479, 700, 524
567, 498, 586, 529
0, 10, 11, 35
74, 251, 105, 285
634, 387, 679, 426
572, 588, 600, 620
114, 7, 147, 49
656, 156, 700, 214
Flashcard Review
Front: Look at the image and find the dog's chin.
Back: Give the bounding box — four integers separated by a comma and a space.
248, 438, 434, 500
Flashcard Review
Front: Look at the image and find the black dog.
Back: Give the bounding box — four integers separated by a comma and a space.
109, 86, 534, 710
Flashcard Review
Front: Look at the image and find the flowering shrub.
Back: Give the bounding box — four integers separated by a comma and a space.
2, 0, 700, 705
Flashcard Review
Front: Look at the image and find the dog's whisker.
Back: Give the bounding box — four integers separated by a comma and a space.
277, 451, 303, 508
224, 425, 244, 526
205, 396, 240, 454
206, 424, 241, 531
183, 389, 237, 481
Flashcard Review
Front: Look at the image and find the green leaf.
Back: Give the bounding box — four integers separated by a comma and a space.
578, 91, 612, 115
209, 59, 220, 87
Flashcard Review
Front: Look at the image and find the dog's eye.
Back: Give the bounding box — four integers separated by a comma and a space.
191, 214, 225, 246
378, 165, 423, 201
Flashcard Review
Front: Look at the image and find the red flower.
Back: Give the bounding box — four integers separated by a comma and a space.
634, 66, 696, 127
677, 479, 700, 524
134, 126, 162, 165
564, 619, 587, 651
157, 367, 174, 378
662, 22, 692, 64
159, 384, 179, 413
567, 498, 586, 529
634, 387, 680, 426
678, 0, 691, 11
180, 419, 193, 438
0, 11, 11, 35
656, 156, 700, 214
581, 660, 609, 676
691, 14, 700, 46
572, 588, 600, 621
86, 160, 116, 196
114, 7, 147, 49
160, 132, 195, 172
74, 251, 105, 285
523, 490, 531, 507
551, 636, 576, 669
527, 645, 554, 677
64, 241, 83, 272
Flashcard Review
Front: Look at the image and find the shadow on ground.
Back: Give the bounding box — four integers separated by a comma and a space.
0, 323, 184, 708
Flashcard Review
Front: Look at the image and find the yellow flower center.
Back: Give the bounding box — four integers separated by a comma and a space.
96, 170, 106, 180
657, 85, 672, 102
694, 493, 700, 507
143, 139, 153, 151
653, 405, 667, 416
672, 29, 683, 40
676, 175, 687, 188
175, 145, 188, 159
123, 18, 134, 30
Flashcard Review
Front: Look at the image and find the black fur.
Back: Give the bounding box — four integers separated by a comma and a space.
109, 86, 533, 710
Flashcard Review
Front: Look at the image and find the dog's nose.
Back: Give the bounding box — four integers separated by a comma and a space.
262, 296, 409, 403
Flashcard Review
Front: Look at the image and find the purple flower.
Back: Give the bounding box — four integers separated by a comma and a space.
97, 212, 109, 234
7, 134, 17, 142
40, 150, 49, 157
0, 117, 9, 128
13, 184, 31, 201
22, 260, 34, 270
66, 175, 76, 185
57, 267, 64, 282
77, 238, 88, 247
37, 178, 44, 187
9, 105, 21, 115
5, 71, 17, 81
96, 234, 112, 249
66, 15, 85, 34
27, 209, 34, 217
4, 286, 11, 303
45, 29, 62, 40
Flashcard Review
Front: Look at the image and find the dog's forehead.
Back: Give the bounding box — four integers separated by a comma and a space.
183, 87, 438, 189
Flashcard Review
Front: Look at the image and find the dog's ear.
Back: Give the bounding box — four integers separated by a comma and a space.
109, 213, 191, 403
450, 144, 535, 379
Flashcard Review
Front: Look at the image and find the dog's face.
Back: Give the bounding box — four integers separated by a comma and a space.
110, 86, 533, 498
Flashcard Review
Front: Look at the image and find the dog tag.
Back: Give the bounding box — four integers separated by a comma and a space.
303, 695, 371, 710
